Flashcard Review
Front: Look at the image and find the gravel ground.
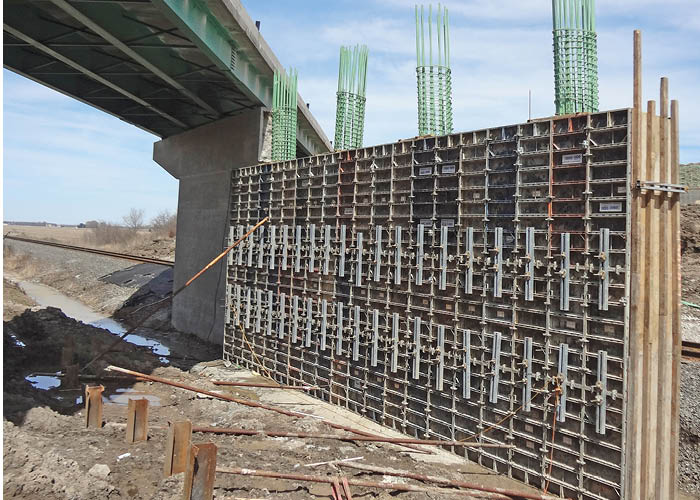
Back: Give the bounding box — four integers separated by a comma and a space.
682, 310, 700, 343
680, 362, 700, 496
4, 239, 143, 314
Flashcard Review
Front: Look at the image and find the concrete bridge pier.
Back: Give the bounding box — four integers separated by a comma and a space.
153, 108, 268, 344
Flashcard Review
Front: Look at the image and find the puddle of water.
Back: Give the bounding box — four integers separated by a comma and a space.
19, 281, 104, 323
18, 280, 171, 361
92, 318, 170, 358
106, 388, 161, 406
26, 374, 61, 390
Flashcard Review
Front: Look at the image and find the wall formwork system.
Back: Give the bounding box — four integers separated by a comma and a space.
222, 47, 681, 500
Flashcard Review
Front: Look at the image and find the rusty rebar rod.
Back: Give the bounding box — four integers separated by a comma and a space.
212, 381, 317, 390
190, 425, 513, 448
337, 462, 563, 500
216, 466, 508, 498
81, 217, 268, 373
106, 365, 430, 454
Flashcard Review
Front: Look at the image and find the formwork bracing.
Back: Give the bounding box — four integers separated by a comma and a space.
271, 68, 298, 162
334, 45, 369, 151
223, 35, 681, 500
552, 0, 599, 115
415, 4, 453, 136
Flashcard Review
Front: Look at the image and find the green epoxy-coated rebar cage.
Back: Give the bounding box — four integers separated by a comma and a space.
552, 0, 599, 115
272, 68, 298, 161
334, 45, 368, 151
415, 4, 453, 137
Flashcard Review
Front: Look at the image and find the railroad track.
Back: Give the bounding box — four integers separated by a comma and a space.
683, 340, 700, 361
3, 235, 174, 267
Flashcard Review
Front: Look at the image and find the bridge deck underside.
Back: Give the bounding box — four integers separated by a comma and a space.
4, 0, 259, 138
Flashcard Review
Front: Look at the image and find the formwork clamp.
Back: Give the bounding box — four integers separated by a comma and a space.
635, 180, 687, 193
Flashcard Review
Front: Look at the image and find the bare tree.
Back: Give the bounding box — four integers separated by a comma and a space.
123, 208, 145, 230
150, 209, 177, 237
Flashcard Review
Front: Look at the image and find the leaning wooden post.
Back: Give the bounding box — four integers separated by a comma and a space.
85, 384, 104, 428
125, 398, 149, 443
164, 420, 192, 477
182, 443, 217, 500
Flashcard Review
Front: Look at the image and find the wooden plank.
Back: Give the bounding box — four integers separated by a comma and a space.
85, 384, 104, 429
655, 77, 672, 499
125, 398, 149, 444
164, 421, 193, 477
669, 99, 681, 500
625, 30, 644, 499
182, 443, 217, 500
641, 101, 660, 499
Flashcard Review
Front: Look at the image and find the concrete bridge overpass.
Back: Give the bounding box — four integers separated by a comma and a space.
4, 0, 332, 341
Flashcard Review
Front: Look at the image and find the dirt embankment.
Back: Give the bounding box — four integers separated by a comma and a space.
3, 279, 37, 321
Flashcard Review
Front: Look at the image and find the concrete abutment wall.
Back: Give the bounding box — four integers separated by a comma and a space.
153, 108, 266, 343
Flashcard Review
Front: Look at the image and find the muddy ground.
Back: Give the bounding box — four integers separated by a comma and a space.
4, 242, 547, 500
3, 309, 537, 500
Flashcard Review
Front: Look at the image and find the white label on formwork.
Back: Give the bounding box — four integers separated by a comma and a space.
600, 202, 623, 213
442, 164, 456, 175
419, 166, 433, 176
344, 207, 353, 215
617, 186, 627, 194
441, 219, 455, 228
562, 153, 583, 165
420, 218, 432, 226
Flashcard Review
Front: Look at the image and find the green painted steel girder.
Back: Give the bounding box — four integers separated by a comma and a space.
152, 0, 329, 156
152, 0, 270, 108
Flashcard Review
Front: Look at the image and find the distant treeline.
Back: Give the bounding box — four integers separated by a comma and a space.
3, 221, 77, 227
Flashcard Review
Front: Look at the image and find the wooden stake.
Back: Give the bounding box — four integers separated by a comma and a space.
633, 31, 642, 110
669, 99, 681, 500
125, 398, 149, 443
164, 421, 192, 477
641, 99, 660, 499
85, 384, 104, 429
655, 76, 673, 499
182, 443, 217, 500
625, 29, 644, 500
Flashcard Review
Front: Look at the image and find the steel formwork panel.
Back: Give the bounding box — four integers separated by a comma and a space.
222, 108, 675, 500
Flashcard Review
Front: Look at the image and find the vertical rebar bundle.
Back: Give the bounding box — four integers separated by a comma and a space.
415, 4, 452, 136
552, 0, 599, 115
334, 45, 369, 151
271, 68, 298, 161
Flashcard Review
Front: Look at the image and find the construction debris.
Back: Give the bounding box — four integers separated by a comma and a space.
87, 464, 111, 480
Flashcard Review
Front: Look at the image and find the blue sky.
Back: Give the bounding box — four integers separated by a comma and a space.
3, 0, 699, 225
